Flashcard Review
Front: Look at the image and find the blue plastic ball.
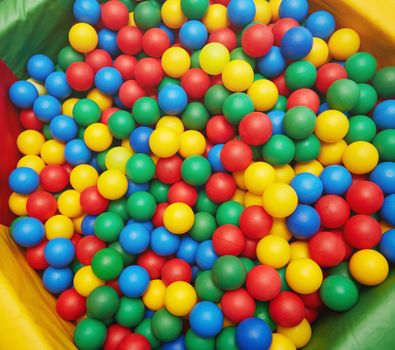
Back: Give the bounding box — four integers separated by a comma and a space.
33, 95, 61, 122
95, 67, 123, 95
160, 24, 176, 45
42, 267, 73, 294
118, 265, 150, 297
130, 126, 153, 154
119, 223, 150, 254
227, 0, 256, 27
162, 335, 186, 350
98, 28, 119, 56
49, 115, 78, 142
370, 162, 395, 195
81, 215, 96, 236
195, 240, 218, 270
73, 0, 101, 25
176, 236, 199, 264
236, 317, 273, 350
127, 219, 154, 233
12, 217, 45, 247
151, 226, 180, 256
9, 80, 38, 108
320, 165, 352, 195
179, 20, 208, 50
379, 229, 395, 263
281, 26, 313, 60
44, 238, 75, 267
257, 46, 286, 78
114, 94, 126, 109
27, 54, 55, 82
158, 84, 188, 115
286, 204, 321, 239
380, 194, 395, 226
279, 0, 309, 22
304, 10, 336, 40
267, 110, 285, 134
126, 181, 150, 196
9, 167, 39, 194
45, 72, 72, 99
65, 139, 92, 165
317, 102, 330, 114
190, 301, 224, 337
373, 100, 395, 129
208, 144, 225, 172
290, 172, 323, 204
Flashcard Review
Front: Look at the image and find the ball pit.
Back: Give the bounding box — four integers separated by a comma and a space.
5, 0, 395, 349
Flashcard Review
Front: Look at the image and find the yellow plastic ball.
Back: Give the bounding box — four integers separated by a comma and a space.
270, 333, 296, 350
84, 123, 113, 152
274, 164, 295, 184
253, 0, 272, 24
143, 279, 166, 311
349, 249, 389, 286
269, 218, 292, 241
87, 89, 113, 110
73, 215, 85, 234
17, 155, 46, 174
381, 221, 393, 234
45, 215, 74, 240
62, 98, 79, 116
149, 127, 180, 158
17, 130, 45, 156
247, 79, 279, 111
161, 0, 187, 29
244, 162, 276, 195
317, 140, 347, 166
202, 4, 229, 33
97, 169, 128, 200
199, 42, 230, 76
57, 190, 83, 219
222, 60, 254, 92
315, 110, 349, 143
27, 78, 46, 96
263, 183, 298, 218
256, 235, 291, 269
286, 258, 323, 294
9, 192, 28, 216
342, 141, 379, 174
129, 12, 136, 26
303, 37, 329, 68
164, 281, 197, 316
157, 116, 184, 135
277, 319, 312, 349
70, 164, 99, 192
231, 189, 245, 205
233, 171, 247, 190
179, 130, 206, 158
294, 160, 324, 176
328, 28, 360, 60
290, 241, 310, 261
121, 138, 134, 153
40, 140, 65, 165
162, 47, 191, 78
69, 23, 98, 53
74, 266, 105, 297
105, 146, 132, 174
244, 191, 263, 207
163, 202, 195, 234
269, 0, 281, 21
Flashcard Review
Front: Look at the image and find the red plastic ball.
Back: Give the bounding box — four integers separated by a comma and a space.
209, 28, 237, 51
316, 63, 348, 94
117, 26, 144, 55
101, 0, 129, 31
56, 288, 86, 321
71, 233, 82, 247
214, 0, 230, 5
137, 250, 167, 280
239, 205, 273, 240
220, 139, 253, 172
241, 238, 258, 259
26, 191, 57, 222
152, 202, 169, 227
119, 80, 146, 108
181, 68, 211, 99
315, 195, 350, 229
114, 55, 138, 80
106, 279, 123, 296
85, 49, 113, 73
118, 333, 151, 350
346, 180, 384, 214
331, 230, 353, 260
269, 291, 305, 327
287, 88, 320, 113
272, 73, 291, 96
343, 214, 382, 249
26, 240, 48, 270
103, 325, 131, 350
66, 62, 94, 91
241, 24, 273, 58
168, 181, 198, 207
156, 155, 183, 184
206, 114, 236, 144
308, 231, 346, 267
210, 74, 223, 86
142, 28, 171, 58
239, 112, 272, 146
246, 265, 282, 301
205, 172, 237, 203
212, 224, 246, 256
161, 258, 193, 285
40, 165, 69, 193
221, 288, 256, 323
80, 186, 109, 215
272, 18, 299, 46
305, 307, 319, 324
101, 107, 120, 124
134, 57, 164, 87
300, 291, 323, 308
75, 236, 106, 265
19, 110, 43, 131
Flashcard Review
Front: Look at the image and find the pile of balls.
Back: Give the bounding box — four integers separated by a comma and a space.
7, 0, 395, 348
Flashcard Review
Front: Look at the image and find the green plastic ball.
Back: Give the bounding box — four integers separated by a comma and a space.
373, 129, 395, 161
272, 95, 287, 111
195, 190, 219, 215
262, 134, 296, 165
43, 124, 52, 140
350, 83, 378, 115
223, 93, 254, 125
134, 1, 161, 30
254, 302, 276, 330
151, 308, 183, 342
345, 52, 377, 83
108, 241, 136, 266
119, 0, 136, 10
115, 297, 145, 327
181, 155, 212, 186
294, 134, 321, 162
328, 262, 354, 280
254, 72, 265, 81
185, 329, 215, 350
320, 275, 359, 311
135, 318, 161, 349
216, 327, 238, 350
285, 60, 317, 90
204, 84, 231, 115
372, 66, 395, 98
149, 180, 169, 203
230, 47, 256, 69
94, 212, 124, 242
126, 153, 155, 184
240, 257, 256, 272
108, 110, 136, 139
283, 106, 316, 140
191, 50, 201, 68
91, 248, 124, 281
96, 150, 109, 171
345, 115, 377, 143
181, 0, 209, 19
277, 266, 291, 291
71, 259, 84, 274
73, 318, 107, 350
216, 200, 244, 226
127, 191, 157, 221
132, 97, 160, 125
326, 79, 360, 112
108, 198, 129, 222
182, 102, 210, 130
73, 99, 101, 127
58, 46, 84, 71
195, 270, 224, 302
86, 286, 119, 320
158, 77, 180, 91
189, 212, 217, 241
212, 255, 247, 291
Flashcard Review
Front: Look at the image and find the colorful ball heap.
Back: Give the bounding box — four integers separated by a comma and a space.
7, 0, 395, 349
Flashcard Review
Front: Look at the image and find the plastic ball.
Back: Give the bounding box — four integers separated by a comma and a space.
380, 194, 395, 226
162, 47, 191, 78
286, 204, 321, 239
236, 317, 272, 350
44, 238, 75, 268
286, 258, 323, 294
315, 195, 350, 228
270, 333, 296, 350
69, 23, 98, 53
346, 180, 384, 214
101, 0, 129, 31
256, 235, 290, 268
165, 281, 197, 316
379, 229, 395, 263
287, 88, 320, 113
158, 84, 188, 115
27, 54, 55, 82
199, 42, 230, 75
248, 79, 279, 111
151, 226, 180, 256
277, 319, 311, 349
163, 202, 195, 234
263, 183, 298, 218
151, 308, 183, 343
33, 95, 61, 122
95, 67, 123, 95
181, 0, 209, 19
242, 24, 273, 58
9, 167, 39, 195
308, 231, 346, 267
374, 129, 395, 162
179, 20, 208, 50
315, 109, 349, 143
9, 80, 39, 109
246, 265, 281, 301
326, 79, 360, 112
12, 217, 45, 248
118, 265, 150, 298
328, 28, 360, 60
74, 318, 107, 350
56, 288, 86, 321
143, 28, 171, 58
370, 162, 395, 195
118, 333, 150, 350
269, 291, 305, 327
97, 169, 128, 200
221, 288, 255, 323
239, 112, 272, 146
222, 60, 254, 92
342, 141, 379, 174
279, 0, 308, 22
202, 4, 229, 33
304, 10, 335, 40
290, 173, 322, 204
283, 106, 316, 140
43, 267, 73, 294
212, 224, 245, 256
372, 66, 395, 98
280, 27, 313, 60
190, 301, 223, 337
49, 115, 78, 142
119, 223, 150, 255
134, 1, 161, 30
